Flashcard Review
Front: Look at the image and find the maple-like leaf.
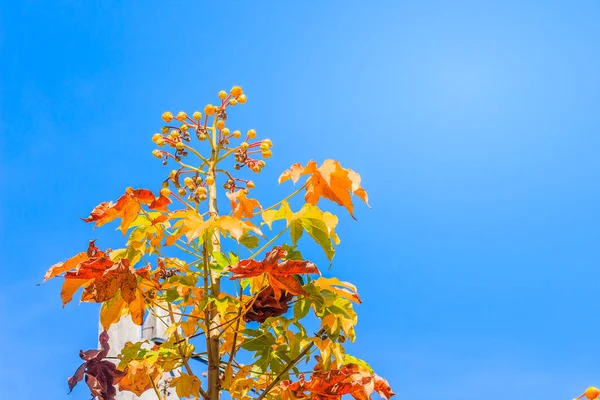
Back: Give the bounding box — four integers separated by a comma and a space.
262, 202, 340, 261
226, 190, 262, 218
280, 359, 394, 400
227, 246, 319, 299
278, 160, 369, 219
170, 371, 202, 398
68, 331, 127, 400
46, 241, 146, 327
117, 359, 162, 396
244, 286, 294, 323
166, 210, 262, 245
314, 276, 362, 304
82, 187, 171, 234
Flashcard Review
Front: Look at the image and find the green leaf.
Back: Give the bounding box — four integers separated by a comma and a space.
289, 220, 304, 245
212, 252, 231, 269
301, 217, 335, 260
240, 233, 260, 249
164, 287, 182, 303
293, 298, 310, 321
241, 331, 275, 352
282, 244, 303, 260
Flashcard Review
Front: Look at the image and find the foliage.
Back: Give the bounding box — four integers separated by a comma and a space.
44, 87, 394, 400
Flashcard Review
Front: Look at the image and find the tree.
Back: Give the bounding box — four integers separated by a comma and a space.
43, 86, 395, 400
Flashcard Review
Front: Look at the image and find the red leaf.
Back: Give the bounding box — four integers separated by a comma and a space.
68, 331, 127, 400
280, 360, 395, 400
227, 246, 319, 299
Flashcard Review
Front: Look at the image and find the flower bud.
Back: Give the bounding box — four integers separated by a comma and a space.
237, 94, 247, 104
232, 130, 241, 139
218, 90, 228, 99
247, 129, 256, 139
192, 111, 202, 120
175, 111, 187, 122
230, 86, 243, 97
162, 112, 173, 122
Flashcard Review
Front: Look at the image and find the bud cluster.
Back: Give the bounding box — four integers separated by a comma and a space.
151, 86, 274, 201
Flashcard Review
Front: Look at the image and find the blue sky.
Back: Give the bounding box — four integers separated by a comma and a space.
1, 1, 599, 399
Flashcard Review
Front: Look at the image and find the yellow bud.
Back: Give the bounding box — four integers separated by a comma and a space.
247, 129, 256, 139
263, 139, 273, 147
247, 180, 255, 189
204, 105, 216, 116
175, 111, 187, 122
176, 142, 185, 150
152, 133, 162, 142
161, 126, 169, 134
152, 149, 162, 158
230, 86, 243, 97
222, 128, 230, 136
199, 133, 208, 141
192, 111, 202, 120
232, 130, 241, 139
218, 90, 228, 99
262, 150, 272, 158
229, 98, 238, 106
161, 111, 173, 122
180, 124, 189, 132
170, 130, 180, 138
258, 160, 266, 167
184, 177, 194, 187
217, 120, 225, 130
206, 176, 215, 186
237, 94, 247, 104
178, 188, 187, 196
260, 142, 270, 151
156, 138, 165, 147
160, 187, 171, 197
240, 142, 249, 150
170, 170, 178, 178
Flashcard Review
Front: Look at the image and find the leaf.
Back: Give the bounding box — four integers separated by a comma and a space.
170, 372, 201, 398
239, 233, 260, 249
100, 293, 126, 330
293, 298, 311, 321
279, 359, 395, 400
279, 160, 369, 219
314, 276, 362, 304
262, 201, 293, 229
226, 190, 262, 218
227, 246, 320, 299
261, 203, 339, 261
82, 188, 171, 233
118, 359, 161, 396
169, 211, 262, 244
243, 286, 294, 323
68, 331, 126, 400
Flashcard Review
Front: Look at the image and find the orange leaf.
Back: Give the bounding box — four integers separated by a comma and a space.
82, 187, 171, 233
226, 190, 262, 218
279, 160, 369, 219
280, 360, 394, 400
118, 360, 161, 396
227, 246, 319, 299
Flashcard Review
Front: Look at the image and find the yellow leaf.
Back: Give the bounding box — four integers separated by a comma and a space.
100, 293, 126, 329
60, 278, 92, 306
170, 372, 201, 398
314, 276, 361, 304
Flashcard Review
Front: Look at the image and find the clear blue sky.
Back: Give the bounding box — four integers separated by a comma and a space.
1, 1, 599, 399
